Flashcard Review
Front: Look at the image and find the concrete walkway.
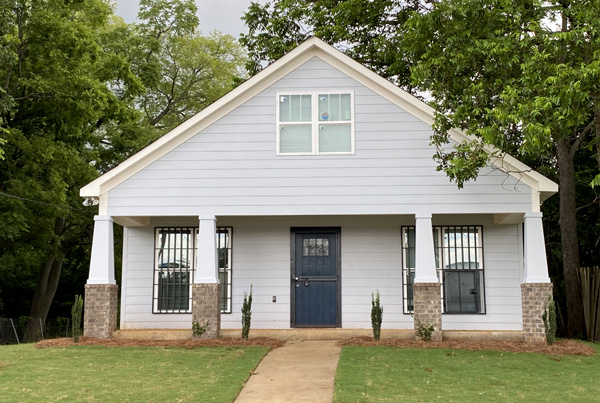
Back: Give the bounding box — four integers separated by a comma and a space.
235, 340, 341, 403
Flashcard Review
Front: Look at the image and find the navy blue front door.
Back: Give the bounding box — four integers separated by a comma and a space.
291, 228, 340, 327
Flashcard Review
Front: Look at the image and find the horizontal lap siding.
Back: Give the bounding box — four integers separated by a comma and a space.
220, 223, 291, 329
107, 57, 532, 217
341, 226, 408, 329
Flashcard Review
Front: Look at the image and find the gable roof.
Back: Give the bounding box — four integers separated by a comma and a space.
81, 37, 557, 202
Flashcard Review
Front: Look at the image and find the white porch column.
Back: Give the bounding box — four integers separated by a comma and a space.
414, 213, 438, 283
195, 215, 218, 284
521, 212, 553, 342
87, 215, 115, 284
192, 215, 221, 338
413, 213, 442, 341
523, 212, 551, 283
85, 215, 118, 339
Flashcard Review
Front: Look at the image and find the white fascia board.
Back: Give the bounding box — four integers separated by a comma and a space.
80, 38, 325, 198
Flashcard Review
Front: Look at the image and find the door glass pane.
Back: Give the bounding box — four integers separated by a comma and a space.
280, 124, 312, 153
303, 238, 329, 256
319, 124, 351, 152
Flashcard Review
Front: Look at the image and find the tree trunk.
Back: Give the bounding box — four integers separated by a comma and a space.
23, 217, 66, 343
556, 139, 586, 338
23, 255, 65, 342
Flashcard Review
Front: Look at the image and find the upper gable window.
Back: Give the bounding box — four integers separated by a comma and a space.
277, 91, 354, 155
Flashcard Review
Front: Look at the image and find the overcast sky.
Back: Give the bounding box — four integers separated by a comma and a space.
114, 0, 263, 37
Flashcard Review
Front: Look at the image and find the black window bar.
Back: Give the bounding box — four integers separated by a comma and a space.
217, 227, 233, 314
153, 227, 195, 313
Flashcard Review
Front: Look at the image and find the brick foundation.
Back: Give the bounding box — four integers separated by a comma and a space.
192, 283, 221, 338
413, 283, 442, 341
521, 283, 553, 343
84, 284, 118, 339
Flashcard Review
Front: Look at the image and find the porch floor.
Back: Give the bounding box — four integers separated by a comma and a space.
114, 328, 524, 341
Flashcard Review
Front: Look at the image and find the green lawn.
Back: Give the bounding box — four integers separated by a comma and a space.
0, 344, 268, 402
335, 343, 600, 402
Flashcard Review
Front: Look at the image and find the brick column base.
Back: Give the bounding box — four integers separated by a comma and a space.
84, 284, 118, 339
192, 283, 221, 338
413, 283, 442, 341
521, 283, 553, 343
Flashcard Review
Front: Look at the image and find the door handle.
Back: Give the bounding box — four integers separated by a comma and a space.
294, 277, 299, 281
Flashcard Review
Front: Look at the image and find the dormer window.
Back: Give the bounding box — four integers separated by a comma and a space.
277, 91, 354, 155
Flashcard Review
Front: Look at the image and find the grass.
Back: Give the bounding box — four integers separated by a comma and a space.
335, 343, 600, 402
0, 344, 268, 402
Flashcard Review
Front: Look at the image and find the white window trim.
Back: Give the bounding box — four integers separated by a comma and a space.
276, 90, 355, 156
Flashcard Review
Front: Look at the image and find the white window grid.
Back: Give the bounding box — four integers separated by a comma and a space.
275, 90, 355, 155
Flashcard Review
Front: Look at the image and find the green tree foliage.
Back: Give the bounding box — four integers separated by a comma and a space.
135, 0, 245, 131
0, 0, 246, 340
241, 0, 432, 87
402, 0, 600, 337
0, 0, 129, 341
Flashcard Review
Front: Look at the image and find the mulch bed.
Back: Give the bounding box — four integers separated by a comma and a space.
35, 337, 285, 349
341, 336, 596, 356
35, 336, 595, 356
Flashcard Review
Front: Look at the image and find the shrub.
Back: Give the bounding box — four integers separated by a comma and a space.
71, 295, 83, 342
542, 295, 557, 345
192, 316, 208, 338
371, 290, 383, 341
241, 285, 253, 340
415, 319, 434, 342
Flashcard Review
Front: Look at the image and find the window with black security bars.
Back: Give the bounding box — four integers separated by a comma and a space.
217, 227, 233, 313
402, 225, 485, 314
153, 228, 195, 313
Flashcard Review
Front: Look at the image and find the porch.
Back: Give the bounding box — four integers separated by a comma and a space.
83, 213, 552, 342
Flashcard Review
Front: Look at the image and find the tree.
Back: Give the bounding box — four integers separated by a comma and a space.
0, 0, 133, 341
401, 0, 600, 337
241, 0, 433, 88
0, 0, 246, 341
136, 0, 245, 131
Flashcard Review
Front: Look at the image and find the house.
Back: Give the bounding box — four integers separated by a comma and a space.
80, 37, 557, 342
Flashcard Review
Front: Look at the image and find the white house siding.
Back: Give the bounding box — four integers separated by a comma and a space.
120, 215, 522, 332
106, 57, 532, 218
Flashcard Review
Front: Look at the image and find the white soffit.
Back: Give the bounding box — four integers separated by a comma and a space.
80, 37, 558, 199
